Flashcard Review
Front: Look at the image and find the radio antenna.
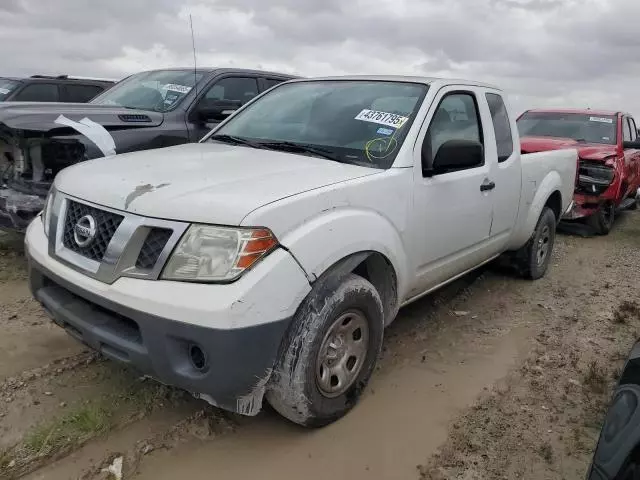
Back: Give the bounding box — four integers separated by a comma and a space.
189, 14, 198, 97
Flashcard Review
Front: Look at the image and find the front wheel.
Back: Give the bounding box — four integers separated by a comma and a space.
266, 273, 384, 427
588, 202, 615, 235
515, 206, 557, 280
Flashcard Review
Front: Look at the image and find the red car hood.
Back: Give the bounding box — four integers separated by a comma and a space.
521, 136, 618, 161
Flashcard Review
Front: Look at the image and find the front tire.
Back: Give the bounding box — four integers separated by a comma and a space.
266, 273, 384, 427
516, 206, 557, 280
588, 202, 615, 235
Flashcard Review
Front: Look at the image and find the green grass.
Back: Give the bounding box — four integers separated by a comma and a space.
23, 402, 111, 456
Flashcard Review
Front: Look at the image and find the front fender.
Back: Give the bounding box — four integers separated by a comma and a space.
509, 170, 563, 250
279, 207, 410, 301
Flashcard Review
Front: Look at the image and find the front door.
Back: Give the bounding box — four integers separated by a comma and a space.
623, 116, 640, 198
188, 76, 261, 141
409, 88, 495, 298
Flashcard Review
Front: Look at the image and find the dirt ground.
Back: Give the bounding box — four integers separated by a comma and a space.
1, 211, 639, 480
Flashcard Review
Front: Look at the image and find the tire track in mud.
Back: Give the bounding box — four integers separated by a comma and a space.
6, 212, 640, 480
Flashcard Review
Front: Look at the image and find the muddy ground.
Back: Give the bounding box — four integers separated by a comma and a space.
1, 212, 639, 480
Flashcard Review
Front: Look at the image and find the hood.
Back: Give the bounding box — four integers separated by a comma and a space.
0, 102, 164, 131
55, 142, 380, 226
520, 136, 618, 161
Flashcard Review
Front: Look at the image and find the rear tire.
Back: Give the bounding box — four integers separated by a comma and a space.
588, 202, 615, 235
266, 273, 384, 427
515, 207, 557, 280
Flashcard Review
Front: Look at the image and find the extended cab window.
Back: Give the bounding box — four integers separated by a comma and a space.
486, 93, 513, 162
424, 92, 483, 170
13, 83, 59, 102
208, 80, 428, 169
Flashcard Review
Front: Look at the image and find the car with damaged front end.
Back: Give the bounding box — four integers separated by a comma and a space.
25, 75, 577, 427
518, 109, 640, 235
0, 67, 297, 231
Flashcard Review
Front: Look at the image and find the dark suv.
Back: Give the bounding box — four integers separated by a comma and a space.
0, 75, 115, 103
0, 67, 298, 231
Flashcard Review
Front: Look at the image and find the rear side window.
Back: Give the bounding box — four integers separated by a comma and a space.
13, 83, 59, 102
486, 93, 514, 162
264, 78, 285, 90
64, 84, 104, 102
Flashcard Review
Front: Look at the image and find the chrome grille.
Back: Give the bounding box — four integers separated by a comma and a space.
136, 228, 173, 270
62, 200, 123, 261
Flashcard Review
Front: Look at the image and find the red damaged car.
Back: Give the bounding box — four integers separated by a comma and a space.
517, 109, 640, 234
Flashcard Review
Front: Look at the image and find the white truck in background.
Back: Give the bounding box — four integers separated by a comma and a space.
25, 75, 577, 427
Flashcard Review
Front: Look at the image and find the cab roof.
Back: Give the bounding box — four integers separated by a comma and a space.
289, 75, 501, 90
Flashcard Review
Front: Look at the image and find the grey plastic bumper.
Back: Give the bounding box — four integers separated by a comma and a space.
28, 256, 292, 416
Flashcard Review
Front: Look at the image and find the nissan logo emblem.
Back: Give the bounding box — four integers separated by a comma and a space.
74, 214, 97, 247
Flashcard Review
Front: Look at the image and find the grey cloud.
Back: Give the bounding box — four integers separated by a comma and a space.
1, 0, 640, 116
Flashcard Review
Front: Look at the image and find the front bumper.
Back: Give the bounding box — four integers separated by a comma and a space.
25, 219, 312, 415
0, 187, 45, 231
562, 196, 601, 220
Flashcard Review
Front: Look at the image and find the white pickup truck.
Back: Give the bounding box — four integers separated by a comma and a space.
25, 76, 577, 427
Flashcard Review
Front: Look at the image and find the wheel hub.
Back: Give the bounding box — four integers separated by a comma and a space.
536, 224, 550, 266
316, 310, 369, 398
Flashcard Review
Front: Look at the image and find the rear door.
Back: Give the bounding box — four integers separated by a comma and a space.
11, 82, 60, 102
61, 84, 105, 103
258, 77, 289, 93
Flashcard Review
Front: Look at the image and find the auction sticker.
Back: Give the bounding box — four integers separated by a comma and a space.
589, 116, 613, 124
0, 88, 9, 95
355, 109, 409, 129
163, 84, 192, 94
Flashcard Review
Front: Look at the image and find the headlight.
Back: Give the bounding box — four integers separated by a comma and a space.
161, 225, 278, 282
42, 188, 55, 237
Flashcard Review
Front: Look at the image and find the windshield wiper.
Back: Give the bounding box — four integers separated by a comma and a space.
255, 141, 342, 162
209, 134, 263, 149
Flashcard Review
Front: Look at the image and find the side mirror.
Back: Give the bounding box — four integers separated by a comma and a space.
194, 100, 241, 123
623, 140, 640, 150
427, 139, 484, 175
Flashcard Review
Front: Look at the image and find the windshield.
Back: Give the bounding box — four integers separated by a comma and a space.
0, 79, 21, 101
206, 80, 428, 169
517, 112, 617, 145
91, 70, 205, 112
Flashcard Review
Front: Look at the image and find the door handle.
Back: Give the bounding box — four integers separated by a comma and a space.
480, 180, 496, 192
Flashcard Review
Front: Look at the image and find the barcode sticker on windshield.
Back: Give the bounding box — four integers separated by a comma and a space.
0, 88, 9, 95
163, 84, 192, 94
355, 109, 409, 129
589, 116, 613, 124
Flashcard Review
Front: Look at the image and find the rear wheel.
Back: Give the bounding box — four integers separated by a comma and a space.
588, 202, 615, 235
515, 207, 557, 280
266, 273, 384, 427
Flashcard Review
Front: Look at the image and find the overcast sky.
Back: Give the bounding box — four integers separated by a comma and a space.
2, 0, 639, 117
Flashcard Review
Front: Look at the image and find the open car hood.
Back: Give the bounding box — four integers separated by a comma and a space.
0, 102, 164, 131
